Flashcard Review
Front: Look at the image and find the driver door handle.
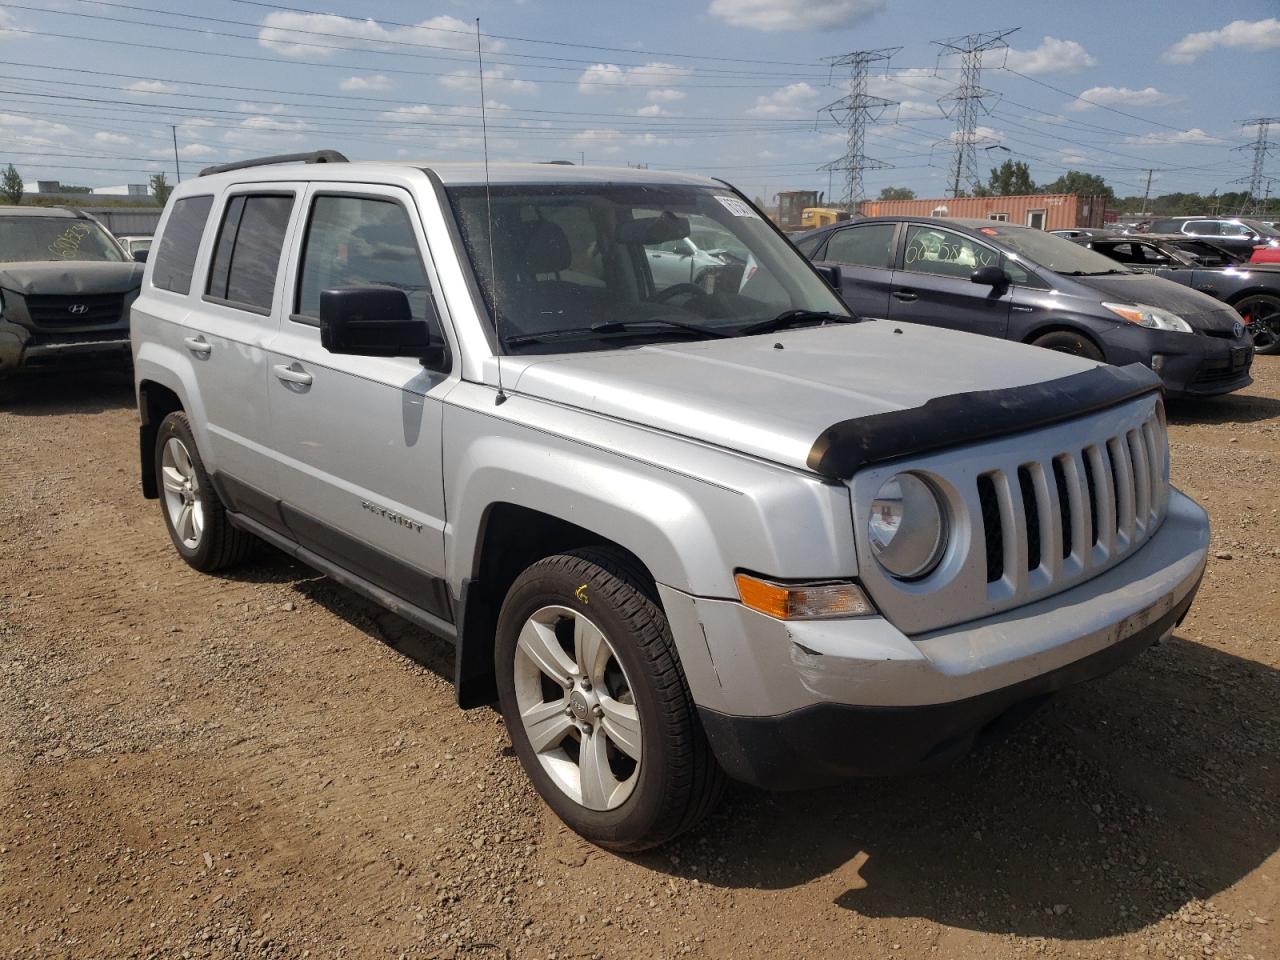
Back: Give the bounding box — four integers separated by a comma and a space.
183, 335, 212, 356
892, 289, 918, 302
273, 363, 313, 386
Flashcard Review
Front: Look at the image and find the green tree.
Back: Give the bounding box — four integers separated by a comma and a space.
150, 171, 173, 206
878, 186, 916, 200
986, 160, 1035, 196
1041, 170, 1114, 200
1, 163, 23, 204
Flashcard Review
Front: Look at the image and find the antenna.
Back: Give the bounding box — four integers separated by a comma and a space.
476, 18, 507, 405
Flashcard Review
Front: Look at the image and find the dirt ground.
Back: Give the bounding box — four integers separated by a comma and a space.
1, 359, 1277, 960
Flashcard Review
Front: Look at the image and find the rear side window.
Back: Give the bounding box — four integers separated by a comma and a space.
206, 193, 294, 313
294, 194, 432, 326
151, 195, 213, 294
825, 223, 897, 268
792, 233, 826, 257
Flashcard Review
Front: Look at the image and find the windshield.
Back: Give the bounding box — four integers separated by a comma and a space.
973, 223, 1133, 275
1241, 219, 1280, 239
0, 216, 129, 263
446, 183, 847, 354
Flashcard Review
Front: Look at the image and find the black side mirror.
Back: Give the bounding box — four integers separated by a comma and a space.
813, 264, 842, 289
320, 287, 447, 368
132, 249, 149, 263
971, 265, 1010, 287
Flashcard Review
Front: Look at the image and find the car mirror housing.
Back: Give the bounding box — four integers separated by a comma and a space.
320, 286, 446, 368
970, 265, 1009, 287
813, 263, 842, 290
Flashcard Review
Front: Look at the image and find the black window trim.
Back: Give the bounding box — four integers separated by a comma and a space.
201, 189, 297, 318
288, 189, 437, 329
150, 193, 216, 297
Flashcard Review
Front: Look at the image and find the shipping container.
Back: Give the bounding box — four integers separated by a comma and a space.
856, 194, 1107, 231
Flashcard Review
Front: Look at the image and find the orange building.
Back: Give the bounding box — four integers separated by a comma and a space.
857, 194, 1108, 231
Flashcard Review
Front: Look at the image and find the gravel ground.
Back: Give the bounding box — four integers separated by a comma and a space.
1, 359, 1277, 960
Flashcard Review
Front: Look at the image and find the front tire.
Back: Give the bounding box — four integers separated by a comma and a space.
155, 411, 253, 572
1031, 329, 1104, 362
495, 548, 724, 851
1235, 293, 1280, 355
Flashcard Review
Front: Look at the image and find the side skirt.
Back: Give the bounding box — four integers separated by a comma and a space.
226, 511, 458, 644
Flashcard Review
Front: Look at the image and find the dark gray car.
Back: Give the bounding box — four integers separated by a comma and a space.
0, 206, 142, 374
798, 216, 1254, 398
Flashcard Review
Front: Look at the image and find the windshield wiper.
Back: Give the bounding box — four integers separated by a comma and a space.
737, 309, 856, 336
504, 317, 728, 347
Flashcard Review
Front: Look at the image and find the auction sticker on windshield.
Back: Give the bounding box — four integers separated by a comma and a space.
714, 196, 758, 218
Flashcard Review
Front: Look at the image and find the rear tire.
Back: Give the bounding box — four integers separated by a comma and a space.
1234, 293, 1280, 355
155, 411, 253, 572
1031, 330, 1104, 362
495, 547, 725, 851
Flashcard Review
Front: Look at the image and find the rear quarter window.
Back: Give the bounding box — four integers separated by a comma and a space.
151, 195, 214, 294
205, 193, 295, 314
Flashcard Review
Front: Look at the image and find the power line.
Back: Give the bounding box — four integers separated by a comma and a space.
933, 28, 1017, 197
819, 47, 901, 208
1232, 117, 1278, 215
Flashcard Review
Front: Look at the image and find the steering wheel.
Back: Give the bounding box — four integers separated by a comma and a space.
650, 282, 708, 303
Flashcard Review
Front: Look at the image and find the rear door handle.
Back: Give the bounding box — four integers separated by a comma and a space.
892, 290, 918, 302
273, 363, 313, 387
183, 335, 212, 356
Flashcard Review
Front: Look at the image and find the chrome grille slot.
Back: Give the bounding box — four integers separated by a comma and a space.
976, 408, 1167, 602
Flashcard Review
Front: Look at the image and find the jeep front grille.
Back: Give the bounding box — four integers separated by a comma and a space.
975, 410, 1167, 598
24, 292, 127, 327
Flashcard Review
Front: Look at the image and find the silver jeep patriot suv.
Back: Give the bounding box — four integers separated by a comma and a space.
132, 151, 1209, 850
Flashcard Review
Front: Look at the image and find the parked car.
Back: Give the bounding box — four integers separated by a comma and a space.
116, 234, 153, 261
1049, 228, 1116, 240
0, 206, 141, 374
1146, 217, 1280, 263
1073, 234, 1280, 354
133, 152, 1209, 850
645, 233, 735, 291
801, 216, 1254, 397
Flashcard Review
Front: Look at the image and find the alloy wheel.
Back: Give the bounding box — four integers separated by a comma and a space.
160, 436, 204, 549
512, 604, 643, 811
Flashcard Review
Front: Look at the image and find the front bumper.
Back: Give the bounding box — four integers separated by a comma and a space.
662, 489, 1208, 789
1098, 323, 1253, 398
0, 320, 130, 372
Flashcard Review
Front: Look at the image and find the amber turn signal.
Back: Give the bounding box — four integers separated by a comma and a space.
734, 573, 875, 621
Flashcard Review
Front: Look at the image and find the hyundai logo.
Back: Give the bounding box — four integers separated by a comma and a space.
1233, 321, 1245, 338
67, 303, 89, 315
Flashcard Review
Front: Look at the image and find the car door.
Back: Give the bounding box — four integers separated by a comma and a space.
811, 221, 898, 319
887, 224, 1011, 338
267, 184, 455, 621
180, 188, 300, 519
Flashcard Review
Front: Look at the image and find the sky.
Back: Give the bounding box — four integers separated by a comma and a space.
0, 0, 1276, 203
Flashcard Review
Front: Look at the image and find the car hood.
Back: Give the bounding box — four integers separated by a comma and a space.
508, 320, 1098, 473
1074, 272, 1240, 331
0, 260, 143, 296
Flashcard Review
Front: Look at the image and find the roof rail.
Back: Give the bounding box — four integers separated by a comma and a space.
198, 149, 349, 178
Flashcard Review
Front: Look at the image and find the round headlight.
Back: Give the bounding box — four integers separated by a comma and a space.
868, 473, 948, 580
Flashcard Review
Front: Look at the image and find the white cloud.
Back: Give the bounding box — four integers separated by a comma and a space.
746, 81, 819, 118
339, 74, 393, 92
222, 115, 308, 148
944, 125, 1003, 146
895, 99, 942, 120
1123, 128, 1224, 146
237, 102, 286, 114
258, 12, 499, 58
178, 143, 217, 159
1068, 86, 1185, 111
381, 104, 434, 120
1004, 36, 1096, 75
647, 88, 687, 103
577, 62, 692, 94
126, 80, 179, 95
93, 132, 131, 145
440, 67, 538, 95
708, 0, 884, 31
1164, 18, 1280, 63
637, 104, 674, 117
866, 67, 950, 101
0, 10, 19, 39
572, 128, 626, 154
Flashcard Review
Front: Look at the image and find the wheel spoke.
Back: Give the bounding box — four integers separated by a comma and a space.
177, 503, 195, 543
574, 614, 610, 684
161, 466, 185, 494
521, 698, 574, 753
191, 502, 205, 540
172, 441, 193, 478
577, 728, 616, 811
598, 696, 642, 762
516, 619, 576, 685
